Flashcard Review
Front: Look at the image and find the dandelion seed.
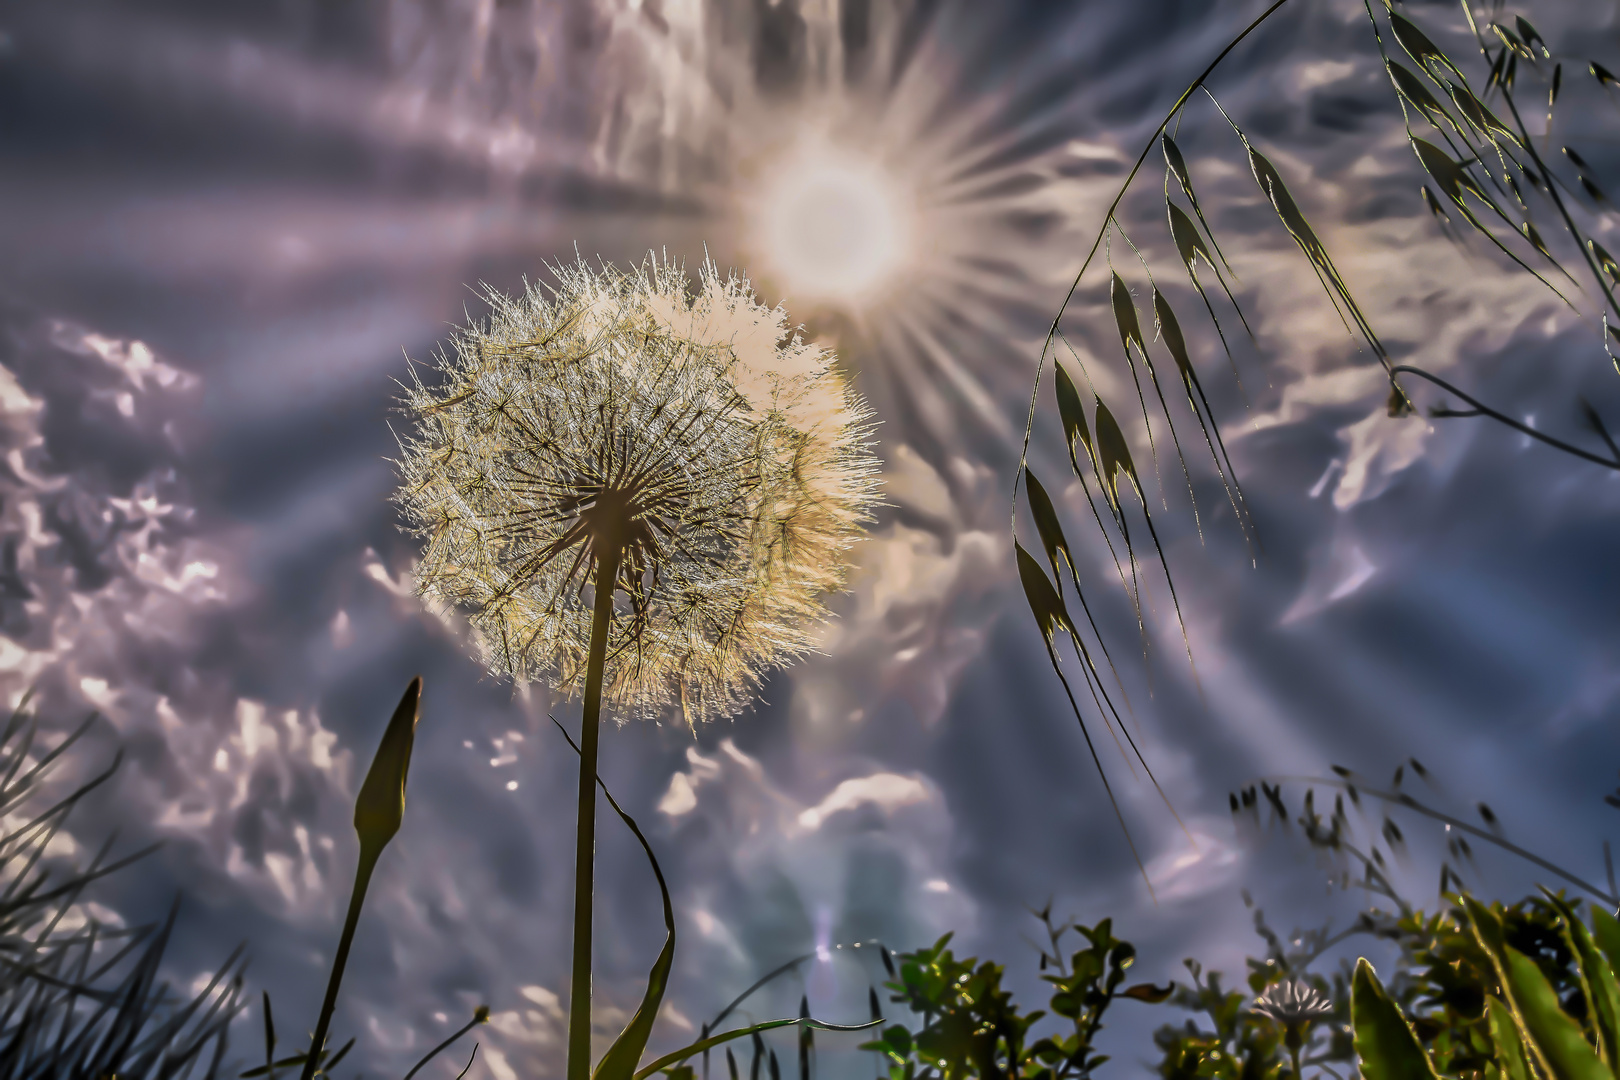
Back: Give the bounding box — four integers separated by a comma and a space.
393, 254, 881, 725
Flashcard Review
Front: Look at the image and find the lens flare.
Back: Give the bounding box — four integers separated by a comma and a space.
750, 140, 912, 307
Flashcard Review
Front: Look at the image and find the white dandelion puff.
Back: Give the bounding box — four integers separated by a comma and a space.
393, 253, 881, 725
392, 252, 881, 1076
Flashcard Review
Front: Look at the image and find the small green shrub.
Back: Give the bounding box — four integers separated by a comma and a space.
863, 912, 1172, 1080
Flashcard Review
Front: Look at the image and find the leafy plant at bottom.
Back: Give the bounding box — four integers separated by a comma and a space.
1351, 889, 1620, 1080
863, 911, 1173, 1079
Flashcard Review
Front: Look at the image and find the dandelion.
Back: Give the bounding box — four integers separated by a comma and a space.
392, 254, 880, 1079
1251, 978, 1334, 1078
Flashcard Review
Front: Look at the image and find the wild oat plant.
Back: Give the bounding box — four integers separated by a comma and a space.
391, 255, 881, 1079
1012, 0, 1620, 879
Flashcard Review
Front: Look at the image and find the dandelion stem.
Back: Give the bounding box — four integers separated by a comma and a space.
568, 536, 624, 1080
300, 841, 381, 1080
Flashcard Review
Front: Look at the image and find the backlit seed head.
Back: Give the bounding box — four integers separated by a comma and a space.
1251, 978, 1334, 1030
393, 255, 880, 724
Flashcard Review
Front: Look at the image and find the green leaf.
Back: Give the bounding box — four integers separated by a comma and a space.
591, 764, 676, 1080
1121, 982, 1175, 1004
635, 1018, 881, 1080
1588, 906, 1620, 977
260, 990, 276, 1074
353, 677, 422, 854
1464, 895, 1556, 1080
319, 1038, 357, 1077
1351, 958, 1441, 1080
1500, 945, 1608, 1080
1488, 996, 1534, 1080
1555, 897, 1620, 1068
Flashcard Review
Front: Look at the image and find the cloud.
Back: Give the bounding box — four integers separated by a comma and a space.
0, 309, 366, 931
1138, 823, 1244, 905
792, 445, 1011, 731
797, 773, 932, 832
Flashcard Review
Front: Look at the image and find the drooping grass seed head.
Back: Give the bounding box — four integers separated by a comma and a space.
394, 255, 880, 724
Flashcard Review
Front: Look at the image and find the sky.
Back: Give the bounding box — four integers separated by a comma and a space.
1, 0, 1619, 1076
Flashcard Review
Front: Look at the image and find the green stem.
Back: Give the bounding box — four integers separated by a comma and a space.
300, 841, 382, 1080
567, 540, 623, 1080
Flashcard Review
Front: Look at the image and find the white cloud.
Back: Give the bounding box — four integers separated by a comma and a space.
797, 772, 932, 832
1139, 826, 1244, 905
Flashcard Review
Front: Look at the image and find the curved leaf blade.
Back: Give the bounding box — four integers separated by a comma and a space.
1351, 958, 1440, 1080
1501, 945, 1609, 1080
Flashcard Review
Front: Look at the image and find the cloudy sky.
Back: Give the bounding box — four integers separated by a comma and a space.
2, 0, 1619, 1076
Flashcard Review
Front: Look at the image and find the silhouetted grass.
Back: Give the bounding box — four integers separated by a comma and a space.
0, 696, 246, 1079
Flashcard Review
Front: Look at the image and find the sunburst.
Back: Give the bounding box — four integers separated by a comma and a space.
744, 134, 914, 309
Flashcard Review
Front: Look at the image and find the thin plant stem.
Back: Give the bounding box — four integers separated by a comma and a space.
300, 842, 382, 1080
403, 1009, 488, 1080
1011, 0, 1296, 529
1391, 365, 1620, 469
568, 538, 624, 1080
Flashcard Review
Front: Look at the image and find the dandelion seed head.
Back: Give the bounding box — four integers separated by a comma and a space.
394, 254, 880, 724
1251, 978, 1334, 1028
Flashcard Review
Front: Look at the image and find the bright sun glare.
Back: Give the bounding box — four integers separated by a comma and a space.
750, 141, 911, 308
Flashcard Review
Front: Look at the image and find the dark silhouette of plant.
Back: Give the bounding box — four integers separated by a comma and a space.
0, 695, 247, 1078
1013, 0, 1620, 877
861, 910, 1173, 1079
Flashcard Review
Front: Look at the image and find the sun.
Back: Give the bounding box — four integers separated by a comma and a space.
747, 139, 913, 309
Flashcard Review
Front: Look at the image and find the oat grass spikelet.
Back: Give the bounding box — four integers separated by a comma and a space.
393, 255, 879, 723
